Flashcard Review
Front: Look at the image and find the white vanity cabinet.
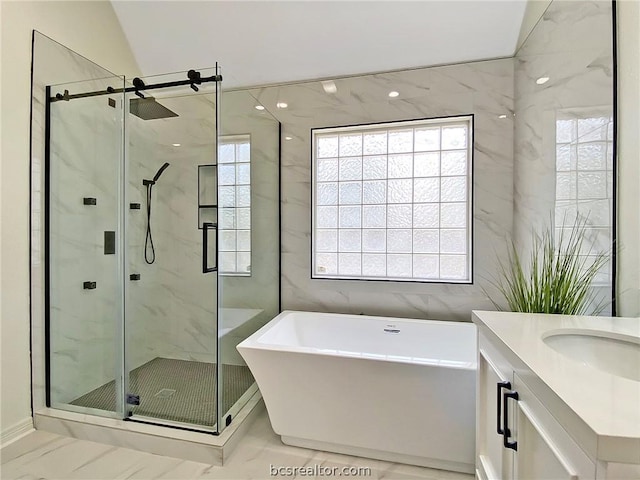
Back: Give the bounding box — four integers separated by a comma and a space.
473, 311, 640, 480
510, 375, 595, 479
476, 337, 514, 479
476, 329, 594, 480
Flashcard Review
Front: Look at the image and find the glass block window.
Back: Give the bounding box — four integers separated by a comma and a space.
555, 113, 613, 285
218, 135, 251, 276
312, 116, 473, 282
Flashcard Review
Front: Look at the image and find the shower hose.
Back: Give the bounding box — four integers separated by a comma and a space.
144, 183, 156, 264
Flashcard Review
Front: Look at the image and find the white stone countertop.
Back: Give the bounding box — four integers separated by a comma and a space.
472, 310, 640, 463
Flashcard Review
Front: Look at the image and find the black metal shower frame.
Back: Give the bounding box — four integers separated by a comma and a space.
42, 69, 231, 435
48, 74, 222, 103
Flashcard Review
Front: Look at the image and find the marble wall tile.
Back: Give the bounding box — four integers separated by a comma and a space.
30, 33, 127, 409
513, 0, 614, 313
253, 58, 514, 321
125, 90, 280, 367
31, 34, 123, 411
218, 91, 281, 334
47, 89, 124, 404
125, 94, 218, 367
517, 0, 613, 57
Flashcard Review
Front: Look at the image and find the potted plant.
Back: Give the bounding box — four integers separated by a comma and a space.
490, 216, 609, 315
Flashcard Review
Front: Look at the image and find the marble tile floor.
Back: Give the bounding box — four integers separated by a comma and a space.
1, 411, 473, 480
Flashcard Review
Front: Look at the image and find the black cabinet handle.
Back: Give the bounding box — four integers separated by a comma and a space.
202, 222, 217, 273
502, 390, 519, 451
496, 381, 511, 435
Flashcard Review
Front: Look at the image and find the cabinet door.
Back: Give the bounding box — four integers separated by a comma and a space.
477, 346, 514, 480
512, 375, 595, 480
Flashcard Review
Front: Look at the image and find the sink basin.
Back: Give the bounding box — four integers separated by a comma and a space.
543, 330, 640, 382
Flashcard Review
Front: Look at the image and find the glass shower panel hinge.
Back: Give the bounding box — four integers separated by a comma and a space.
126, 393, 140, 405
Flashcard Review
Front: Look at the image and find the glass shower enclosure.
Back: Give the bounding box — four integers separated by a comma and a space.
41, 40, 280, 435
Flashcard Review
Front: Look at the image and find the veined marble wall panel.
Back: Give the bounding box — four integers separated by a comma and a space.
218, 90, 281, 336
48, 90, 123, 404
126, 92, 218, 365
126, 115, 175, 369
514, 0, 614, 313
250, 58, 515, 321
126, 90, 280, 366
126, 90, 281, 366
31, 32, 126, 410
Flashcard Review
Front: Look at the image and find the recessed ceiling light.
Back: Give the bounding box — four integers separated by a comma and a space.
255, 105, 265, 110
285, 136, 293, 141
321, 80, 337, 94
536, 76, 550, 85
276, 102, 288, 109
388, 91, 400, 98
498, 114, 507, 119
172, 143, 181, 147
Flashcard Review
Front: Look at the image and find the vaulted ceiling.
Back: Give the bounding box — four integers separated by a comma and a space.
111, 1, 528, 88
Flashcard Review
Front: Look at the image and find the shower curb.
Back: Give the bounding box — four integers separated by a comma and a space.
33, 390, 265, 465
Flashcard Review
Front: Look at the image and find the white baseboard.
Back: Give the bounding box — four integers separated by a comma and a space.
1, 417, 34, 447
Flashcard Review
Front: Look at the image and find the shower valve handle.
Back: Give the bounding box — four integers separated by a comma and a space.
202, 222, 218, 274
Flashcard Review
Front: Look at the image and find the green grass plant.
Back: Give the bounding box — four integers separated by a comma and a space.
492, 217, 609, 315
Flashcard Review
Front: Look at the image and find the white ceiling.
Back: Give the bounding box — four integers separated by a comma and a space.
111, 1, 528, 88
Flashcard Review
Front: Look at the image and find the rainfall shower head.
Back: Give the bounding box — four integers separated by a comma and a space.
130, 97, 178, 120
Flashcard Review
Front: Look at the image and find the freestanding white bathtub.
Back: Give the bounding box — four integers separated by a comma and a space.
237, 311, 477, 473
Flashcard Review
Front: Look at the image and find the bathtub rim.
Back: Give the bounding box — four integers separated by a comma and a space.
237, 310, 477, 370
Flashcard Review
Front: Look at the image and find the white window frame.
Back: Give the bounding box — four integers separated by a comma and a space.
311, 115, 473, 283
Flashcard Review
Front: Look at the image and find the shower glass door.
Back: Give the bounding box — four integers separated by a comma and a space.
43, 57, 280, 433
217, 89, 281, 431
123, 67, 222, 431
47, 76, 126, 417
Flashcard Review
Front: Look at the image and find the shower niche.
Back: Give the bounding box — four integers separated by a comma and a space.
31, 31, 280, 445
198, 164, 218, 229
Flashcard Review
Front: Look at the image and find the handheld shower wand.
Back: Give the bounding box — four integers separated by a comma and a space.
143, 162, 170, 186
153, 162, 170, 182
143, 163, 170, 264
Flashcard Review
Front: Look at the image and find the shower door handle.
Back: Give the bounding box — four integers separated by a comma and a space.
202, 222, 217, 273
